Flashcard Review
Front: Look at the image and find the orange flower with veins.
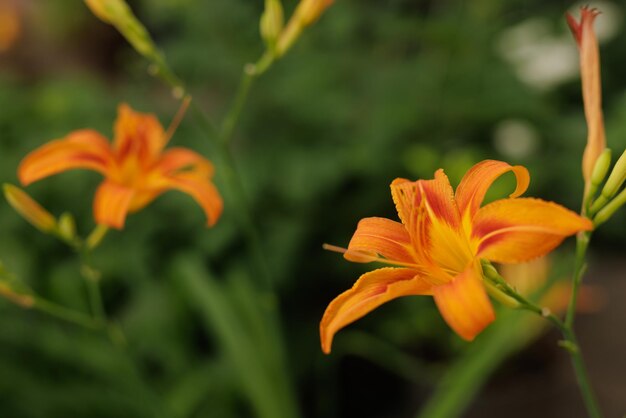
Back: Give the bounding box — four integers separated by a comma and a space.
320, 160, 593, 353
18, 104, 222, 229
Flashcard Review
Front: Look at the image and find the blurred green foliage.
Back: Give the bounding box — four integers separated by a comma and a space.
0, 1, 625, 417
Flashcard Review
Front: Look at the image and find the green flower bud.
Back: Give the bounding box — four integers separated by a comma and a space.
84, 0, 158, 60
57, 212, 77, 243
3, 184, 56, 233
484, 280, 520, 308
260, 0, 284, 50
601, 148, 626, 199
590, 149, 612, 187
594, 186, 626, 226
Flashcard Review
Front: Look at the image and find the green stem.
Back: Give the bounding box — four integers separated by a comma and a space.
152, 53, 275, 289
219, 51, 274, 146
483, 262, 603, 418
78, 241, 107, 323
565, 232, 590, 328
33, 296, 102, 330
220, 67, 256, 145
190, 101, 272, 289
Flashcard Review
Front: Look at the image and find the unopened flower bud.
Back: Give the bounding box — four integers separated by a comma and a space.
296, 0, 334, 27
601, 148, 626, 199
260, 0, 284, 49
480, 259, 499, 280
594, 187, 626, 226
0, 1, 20, 53
585, 149, 611, 211
57, 212, 77, 243
3, 184, 56, 233
484, 280, 520, 308
84, 0, 157, 59
84, 0, 125, 24
275, 0, 334, 56
590, 149, 611, 187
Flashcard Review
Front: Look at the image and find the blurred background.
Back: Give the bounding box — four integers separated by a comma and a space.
0, 0, 624, 417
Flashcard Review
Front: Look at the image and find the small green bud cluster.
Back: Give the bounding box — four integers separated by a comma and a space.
585, 148, 626, 226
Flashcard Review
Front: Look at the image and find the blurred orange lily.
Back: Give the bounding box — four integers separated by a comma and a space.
320, 160, 593, 353
18, 104, 223, 229
567, 7, 605, 187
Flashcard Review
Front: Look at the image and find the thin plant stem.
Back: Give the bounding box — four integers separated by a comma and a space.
143, 49, 300, 418
60, 225, 127, 346
79, 238, 107, 323
483, 263, 603, 418
220, 67, 255, 145
190, 100, 272, 289
33, 296, 102, 330
565, 231, 590, 328
220, 52, 274, 146
150, 53, 276, 289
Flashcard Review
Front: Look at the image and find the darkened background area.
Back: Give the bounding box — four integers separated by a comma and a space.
0, 0, 624, 417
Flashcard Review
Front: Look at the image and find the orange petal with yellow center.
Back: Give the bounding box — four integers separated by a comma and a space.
162, 174, 223, 227
18, 130, 113, 186
113, 103, 167, 163
391, 171, 461, 238
344, 217, 415, 265
320, 267, 431, 354
93, 180, 135, 229
433, 260, 495, 340
473, 198, 593, 264
419, 170, 476, 279
567, 7, 606, 184
419, 169, 461, 227
455, 160, 529, 220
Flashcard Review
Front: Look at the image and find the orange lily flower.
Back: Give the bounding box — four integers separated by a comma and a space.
567, 7, 605, 187
320, 160, 593, 353
18, 104, 223, 229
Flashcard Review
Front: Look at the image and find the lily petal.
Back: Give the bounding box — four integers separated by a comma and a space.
344, 217, 415, 265
18, 130, 113, 186
320, 268, 431, 354
113, 103, 167, 163
419, 169, 461, 228
455, 160, 529, 220
419, 170, 474, 277
391, 178, 419, 228
473, 198, 593, 263
157, 147, 215, 177
163, 174, 223, 227
433, 260, 495, 340
94, 180, 135, 229
567, 7, 606, 183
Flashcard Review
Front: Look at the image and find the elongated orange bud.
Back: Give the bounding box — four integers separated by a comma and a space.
3, 184, 56, 233
276, 0, 334, 56
0, 1, 20, 53
567, 7, 606, 186
295, 0, 334, 27
84, 0, 157, 59
85, 0, 128, 24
